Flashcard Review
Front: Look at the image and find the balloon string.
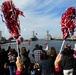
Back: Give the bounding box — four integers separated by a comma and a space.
16, 40, 19, 56
59, 40, 65, 54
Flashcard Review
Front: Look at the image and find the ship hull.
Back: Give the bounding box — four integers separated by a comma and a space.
44, 35, 51, 41
31, 38, 38, 41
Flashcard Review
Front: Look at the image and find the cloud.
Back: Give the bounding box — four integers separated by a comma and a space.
0, 0, 76, 39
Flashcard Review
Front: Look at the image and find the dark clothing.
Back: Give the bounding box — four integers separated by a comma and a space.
22, 50, 31, 75
73, 58, 76, 75
7, 50, 17, 75
0, 64, 4, 75
8, 54, 16, 66
22, 58, 31, 75
4, 68, 10, 75
22, 50, 30, 58
39, 58, 54, 75
62, 55, 74, 69
50, 54, 57, 62
0, 50, 7, 75
55, 71, 63, 75
49, 54, 57, 73
62, 50, 74, 70
23, 58, 31, 68
22, 50, 30, 64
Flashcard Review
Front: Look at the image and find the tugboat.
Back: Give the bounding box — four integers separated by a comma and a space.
31, 31, 38, 41
44, 30, 52, 41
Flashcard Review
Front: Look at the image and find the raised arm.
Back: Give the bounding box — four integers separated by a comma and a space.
0, 5, 2, 10
54, 54, 62, 72
16, 56, 23, 75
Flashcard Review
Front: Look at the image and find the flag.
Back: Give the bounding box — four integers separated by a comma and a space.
44, 42, 48, 46
28, 40, 30, 45
36, 33, 38, 35
44, 42, 48, 50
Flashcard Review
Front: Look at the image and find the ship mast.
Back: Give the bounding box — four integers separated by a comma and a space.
32, 31, 35, 37
46, 30, 49, 36
44, 30, 51, 41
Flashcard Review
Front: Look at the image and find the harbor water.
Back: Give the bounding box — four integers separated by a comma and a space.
1, 39, 76, 62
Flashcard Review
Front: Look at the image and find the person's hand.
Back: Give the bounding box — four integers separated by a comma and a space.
23, 65, 26, 69
54, 54, 62, 68
22, 44, 24, 47
4, 63, 8, 69
16, 56, 23, 71
8, 43, 11, 46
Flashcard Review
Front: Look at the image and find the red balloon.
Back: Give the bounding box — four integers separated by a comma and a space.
20, 37, 23, 42
1, 0, 24, 40
8, 36, 13, 40
28, 40, 30, 45
17, 39, 21, 45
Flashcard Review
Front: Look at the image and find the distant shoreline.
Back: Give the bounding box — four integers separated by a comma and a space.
0, 39, 31, 44
1, 38, 76, 44
52, 38, 76, 41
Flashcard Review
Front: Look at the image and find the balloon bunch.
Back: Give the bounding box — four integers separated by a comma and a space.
17, 37, 24, 45
61, 7, 76, 39
0, 0, 24, 44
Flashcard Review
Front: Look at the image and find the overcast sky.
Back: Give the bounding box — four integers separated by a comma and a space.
0, 0, 76, 39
